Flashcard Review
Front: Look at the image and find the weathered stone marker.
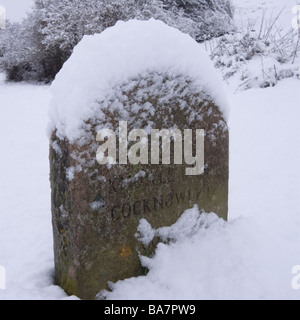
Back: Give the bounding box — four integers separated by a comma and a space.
49, 19, 229, 299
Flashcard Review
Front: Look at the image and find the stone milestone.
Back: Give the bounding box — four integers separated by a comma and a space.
49, 19, 229, 299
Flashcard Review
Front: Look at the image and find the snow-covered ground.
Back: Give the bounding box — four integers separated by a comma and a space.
0, 78, 66, 299
0, 0, 299, 300
233, 0, 299, 31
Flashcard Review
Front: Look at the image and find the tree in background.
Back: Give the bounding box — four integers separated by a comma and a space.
0, 0, 234, 82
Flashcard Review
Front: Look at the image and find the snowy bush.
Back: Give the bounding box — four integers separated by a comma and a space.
209, 14, 300, 91
0, 0, 234, 82
162, 0, 234, 41
0, 22, 38, 81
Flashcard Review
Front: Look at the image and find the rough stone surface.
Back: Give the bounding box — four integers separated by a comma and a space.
50, 73, 229, 299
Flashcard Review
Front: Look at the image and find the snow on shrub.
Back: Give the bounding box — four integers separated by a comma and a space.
209, 15, 300, 91
0, 0, 234, 82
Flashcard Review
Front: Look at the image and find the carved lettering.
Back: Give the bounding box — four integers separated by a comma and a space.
109, 178, 119, 192
111, 205, 121, 221
109, 186, 213, 222
153, 196, 164, 211
196, 185, 205, 200
165, 193, 173, 208
122, 203, 131, 218
133, 201, 142, 215
175, 191, 186, 204
143, 199, 151, 214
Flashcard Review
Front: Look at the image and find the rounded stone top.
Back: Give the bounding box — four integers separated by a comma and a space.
49, 19, 229, 142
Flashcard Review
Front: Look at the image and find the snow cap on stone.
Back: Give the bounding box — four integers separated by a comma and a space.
49, 19, 229, 142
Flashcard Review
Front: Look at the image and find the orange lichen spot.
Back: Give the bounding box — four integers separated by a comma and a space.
120, 245, 132, 261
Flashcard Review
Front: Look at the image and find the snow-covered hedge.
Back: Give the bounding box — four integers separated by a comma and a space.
0, 0, 234, 82
209, 19, 300, 91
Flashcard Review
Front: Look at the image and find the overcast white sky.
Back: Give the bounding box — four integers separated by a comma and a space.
1, 0, 34, 22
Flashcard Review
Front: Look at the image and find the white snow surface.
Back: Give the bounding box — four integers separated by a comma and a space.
232, 0, 299, 32
49, 19, 228, 142
0, 82, 67, 300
